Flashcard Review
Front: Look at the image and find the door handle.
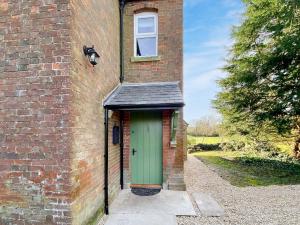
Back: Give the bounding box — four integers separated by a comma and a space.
132, 148, 137, 155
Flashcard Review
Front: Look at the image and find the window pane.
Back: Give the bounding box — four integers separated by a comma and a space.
138, 17, 155, 33
136, 37, 156, 56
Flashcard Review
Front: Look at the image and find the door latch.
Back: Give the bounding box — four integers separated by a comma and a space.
132, 148, 137, 155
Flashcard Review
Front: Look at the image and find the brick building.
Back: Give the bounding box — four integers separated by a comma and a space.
0, 0, 184, 224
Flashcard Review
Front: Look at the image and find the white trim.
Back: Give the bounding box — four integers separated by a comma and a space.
134, 12, 158, 57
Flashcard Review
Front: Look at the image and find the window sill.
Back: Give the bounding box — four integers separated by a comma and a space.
131, 56, 161, 62
170, 141, 177, 148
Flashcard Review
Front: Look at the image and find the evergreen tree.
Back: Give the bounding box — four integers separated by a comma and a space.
214, 0, 300, 158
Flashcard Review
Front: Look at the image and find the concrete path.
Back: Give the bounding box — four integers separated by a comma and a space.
105, 213, 177, 225
104, 190, 196, 225
192, 193, 224, 217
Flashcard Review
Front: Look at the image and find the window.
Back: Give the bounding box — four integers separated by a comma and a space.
134, 12, 158, 57
171, 111, 179, 145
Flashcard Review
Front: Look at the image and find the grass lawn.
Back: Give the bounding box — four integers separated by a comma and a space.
188, 135, 248, 145
188, 135, 294, 155
188, 135, 223, 145
193, 151, 300, 187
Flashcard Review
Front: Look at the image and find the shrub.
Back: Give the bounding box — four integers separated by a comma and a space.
188, 143, 221, 153
245, 141, 278, 153
220, 141, 245, 152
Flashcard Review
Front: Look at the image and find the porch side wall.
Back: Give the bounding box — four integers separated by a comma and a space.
69, 0, 120, 224
123, 112, 131, 187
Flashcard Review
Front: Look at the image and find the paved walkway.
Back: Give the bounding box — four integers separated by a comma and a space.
104, 190, 195, 225
177, 156, 300, 225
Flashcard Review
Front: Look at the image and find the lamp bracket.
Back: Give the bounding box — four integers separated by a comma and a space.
83, 45, 100, 57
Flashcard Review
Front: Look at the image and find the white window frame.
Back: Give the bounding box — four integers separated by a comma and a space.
134, 12, 158, 57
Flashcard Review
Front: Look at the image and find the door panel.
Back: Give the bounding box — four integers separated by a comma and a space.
131, 111, 162, 185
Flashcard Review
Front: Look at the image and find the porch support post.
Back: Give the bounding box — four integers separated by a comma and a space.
104, 108, 109, 215
120, 111, 124, 189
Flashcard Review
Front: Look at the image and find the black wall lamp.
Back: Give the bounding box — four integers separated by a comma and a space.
83, 45, 100, 66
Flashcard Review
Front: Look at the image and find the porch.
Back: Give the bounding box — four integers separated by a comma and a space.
103, 82, 186, 213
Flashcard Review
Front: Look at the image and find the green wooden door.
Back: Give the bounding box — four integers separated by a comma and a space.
131, 111, 163, 185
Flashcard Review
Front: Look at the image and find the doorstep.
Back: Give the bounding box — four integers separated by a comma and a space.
192, 192, 224, 217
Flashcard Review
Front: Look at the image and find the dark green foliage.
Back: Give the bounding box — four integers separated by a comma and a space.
218, 139, 297, 164
214, 0, 300, 158
245, 141, 279, 152
189, 143, 221, 153
220, 139, 292, 161
197, 154, 300, 187
220, 141, 246, 151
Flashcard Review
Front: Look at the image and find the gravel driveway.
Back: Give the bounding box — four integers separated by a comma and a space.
177, 156, 300, 225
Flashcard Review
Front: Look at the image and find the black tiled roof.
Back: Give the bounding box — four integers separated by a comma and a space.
104, 82, 184, 109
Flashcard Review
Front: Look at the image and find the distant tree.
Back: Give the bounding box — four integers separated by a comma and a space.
214, 0, 300, 158
188, 115, 220, 137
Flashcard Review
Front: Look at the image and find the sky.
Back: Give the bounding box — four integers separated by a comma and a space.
184, 0, 245, 123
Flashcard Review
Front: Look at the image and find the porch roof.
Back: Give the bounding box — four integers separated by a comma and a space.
103, 82, 184, 110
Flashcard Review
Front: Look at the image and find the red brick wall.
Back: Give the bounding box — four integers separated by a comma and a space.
0, 1, 73, 224
123, 0, 183, 87
0, 0, 121, 224
123, 112, 131, 185
162, 110, 185, 183
69, 0, 120, 224
162, 110, 175, 180
123, 112, 131, 169
108, 112, 121, 201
